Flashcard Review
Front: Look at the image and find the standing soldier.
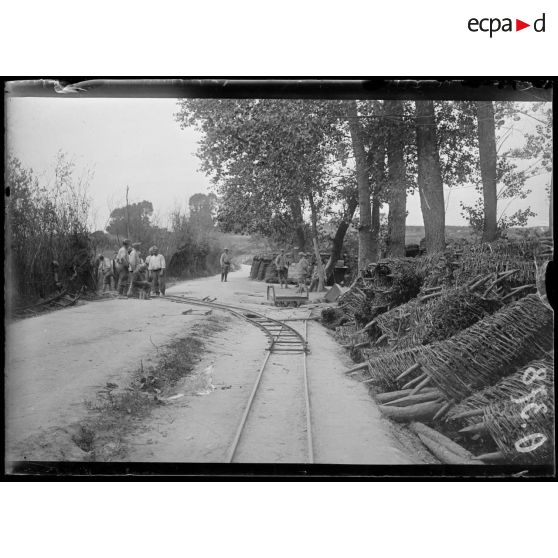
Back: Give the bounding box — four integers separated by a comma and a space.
220, 248, 231, 282
148, 246, 166, 296
116, 239, 131, 295
275, 249, 289, 289
127, 242, 142, 298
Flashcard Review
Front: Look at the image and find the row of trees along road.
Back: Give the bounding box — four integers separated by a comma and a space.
176, 99, 551, 288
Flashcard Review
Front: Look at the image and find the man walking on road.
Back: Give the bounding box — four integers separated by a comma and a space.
220, 248, 231, 282
116, 239, 131, 295
127, 242, 142, 297
275, 248, 289, 289
148, 245, 166, 296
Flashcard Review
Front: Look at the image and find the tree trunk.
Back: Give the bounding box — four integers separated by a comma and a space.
347, 100, 375, 271
323, 190, 358, 280
549, 175, 553, 237
476, 101, 498, 241
385, 99, 407, 257
366, 100, 384, 262
415, 101, 446, 253
308, 193, 326, 291
289, 198, 306, 250
371, 192, 381, 259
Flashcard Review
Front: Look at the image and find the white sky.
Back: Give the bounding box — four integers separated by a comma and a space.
6, 97, 552, 230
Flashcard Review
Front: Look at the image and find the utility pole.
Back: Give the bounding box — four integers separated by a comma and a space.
125, 185, 130, 239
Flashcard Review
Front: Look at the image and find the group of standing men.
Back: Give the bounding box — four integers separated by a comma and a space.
98, 239, 166, 299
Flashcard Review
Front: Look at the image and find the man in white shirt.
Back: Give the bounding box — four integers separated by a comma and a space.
145, 247, 155, 281
148, 245, 166, 296
115, 239, 131, 295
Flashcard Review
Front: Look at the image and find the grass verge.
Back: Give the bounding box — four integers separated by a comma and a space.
73, 314, 231, 460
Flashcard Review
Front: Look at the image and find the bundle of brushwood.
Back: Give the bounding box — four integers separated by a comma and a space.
338, 277, 370, 318
321, 306, 348, 330
250, 257, 262, 279
482, 397, 554, 464
335, 323, 368, 347
256, 255, 273, 281
410, 294, 552, 402
368, 258, 424, 308
339, 258, 425, 325
446, 358, 554, 425
370, 286, 501, 350
362, 295, 552, 423
446, 356, 554, 464
453, 239, 548, 288
418, 249, 462, 290
264, 260, 279, 283
364, 346, 430, 392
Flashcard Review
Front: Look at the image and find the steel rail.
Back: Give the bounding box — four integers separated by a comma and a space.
163, 294, 308, 352
303, 319, 314, 463
163, 294, 314, 463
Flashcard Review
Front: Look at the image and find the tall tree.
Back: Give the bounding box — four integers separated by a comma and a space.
323, 182, 359, 279
106, 200, 154, 241
476, 101, 498, 241
347, 100, 376, 270
415, 101, 446, 253
385, 100, 407, 257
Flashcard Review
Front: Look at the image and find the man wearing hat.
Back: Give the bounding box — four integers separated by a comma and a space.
115, 239, 131, 295
220, 248, 231, 282
147, 245, 166, 296
126, 242, 143, 297
145, 247, 155, 282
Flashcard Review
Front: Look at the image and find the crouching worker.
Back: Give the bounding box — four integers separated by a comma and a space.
148, 246, 166, 296
133, 263, 152, 299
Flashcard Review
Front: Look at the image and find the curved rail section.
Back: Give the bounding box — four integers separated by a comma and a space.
164, 294, 308, 353
163, 294, 313, 463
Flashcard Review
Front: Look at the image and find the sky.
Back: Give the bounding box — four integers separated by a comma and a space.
6, 97, 552, 231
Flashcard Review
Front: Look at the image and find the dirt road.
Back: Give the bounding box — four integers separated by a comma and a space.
6, 266, 415, 464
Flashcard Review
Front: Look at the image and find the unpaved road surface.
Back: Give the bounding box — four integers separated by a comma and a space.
6, 265, 415, 464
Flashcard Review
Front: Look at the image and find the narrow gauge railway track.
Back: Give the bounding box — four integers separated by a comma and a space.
163, 294, 314, 463
13, 290, 81, 318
